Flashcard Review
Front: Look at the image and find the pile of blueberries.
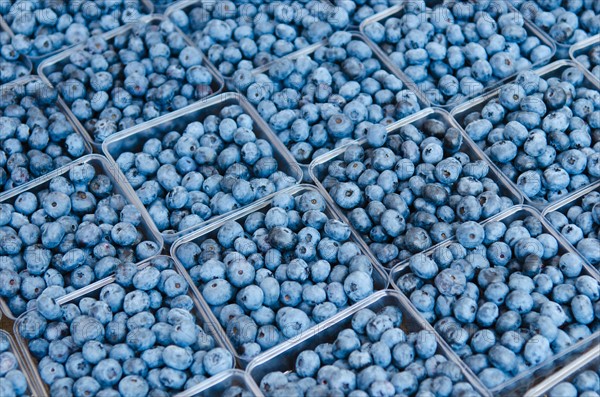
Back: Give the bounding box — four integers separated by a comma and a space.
0, 332, 29, 397
114, 102, 298, 236
547, 367, 600, 397
573, 43, 600, 80
459, 68, 600, 204
17, 256, 235, 396
394, 216, 600, 389
334, 0, 398, 26
1, 0, 149, 58
231, 32, 422, 164
363, 1, 554, 106
259, 303, 483, 397
546, 187, 600, 267
0, 31, 30, 85
43, 17, 217, 144
321, 117, 516, 268
168, 0, 347, 77
0, 160, 160, 318
515, 0, 600, 47
175, 190, 378, 360
0, 78, 89, 193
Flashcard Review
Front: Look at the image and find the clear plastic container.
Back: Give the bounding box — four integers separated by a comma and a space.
0, 0, 154, 66
170, 184, 389, 368
359, 2, 556, 110
524, 341, 600, 397
225, 31, 429, 181
451, 60, 600, 209
0, 154, 163, 320
0, 75, 94, 198
389, 205, 600, 396
246, 289, 492, 397
102, 92, 303, 245
165, 0, 341, 80
0, 329, 45, 397
308, 107, 524, 269
13, 255, 236, 397
541, 179, 600, 270
37, 14, 224, 152
570, 34, 600, 83
174, 369, 262, 397
511, 1, 588, 60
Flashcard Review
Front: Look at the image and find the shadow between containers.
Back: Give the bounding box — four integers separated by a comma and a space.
223, 29, 430, 183
0, 154, 164, 320
0, 75, 94, 199
358, 2, 556, 111
245, 289, 493, 397
12, 254, 237, 397
307, 107, 525, 271
36, 14, 225, 153
388, 204, 600, 396
101, 92, 303, 245
0, 0, 155, 67
169, 184, 389, 369
451, 60, 600, 211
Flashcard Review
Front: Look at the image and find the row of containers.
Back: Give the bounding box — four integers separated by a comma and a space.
0, 1, 598, 198
3, 182, 600, 396
1, 0, 600, 71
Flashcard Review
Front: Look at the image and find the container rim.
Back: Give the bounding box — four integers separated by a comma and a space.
0, 154, 164, 319
170, 183, 390, 368
389, 204, 600, 395
37, 14, 225, 151
173, 369, 263, 397
12, 254, 238, 397
0, 0, 155, 65
450, 59, 600, 208
101, 92, 304, 244
308, 106, 525, 269
245, 289, 492, 397
358, 1, 557, 110
0, 75, 94, 200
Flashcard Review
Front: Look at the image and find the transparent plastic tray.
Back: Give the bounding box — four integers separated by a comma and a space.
451, 60, 600, 209
570, 34, 600, 82
174, 369, 262, 397
171, 184, 389, 368
513, 1, 585, 59
0, 154, 163, 320
359, 2, 556, 110
229, 31, 429, 181
389, 205, 600, 396
0, 0, 154, 66
524, 342, 600, 397
102, 92, 303, 245
0, 329, 44, 397
541, 179, 600, 270
308, 107, 524, 269
13, 254, 235, 397
165, 0, 340, 79
0, 75, 94, 198
37, 14, 224, 152
246, 289, 492, 397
